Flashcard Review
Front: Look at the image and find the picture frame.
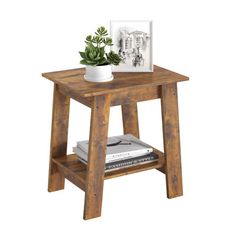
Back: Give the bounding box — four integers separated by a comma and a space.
110, 20, 153, 72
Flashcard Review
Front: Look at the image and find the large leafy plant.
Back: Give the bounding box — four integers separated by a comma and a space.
79, 26, 121, 66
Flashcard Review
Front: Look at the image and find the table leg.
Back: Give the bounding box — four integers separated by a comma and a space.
48, 85, 70, 192
83, 94, 111, 220
121, 102, 140, 138
161, 83, 183, 198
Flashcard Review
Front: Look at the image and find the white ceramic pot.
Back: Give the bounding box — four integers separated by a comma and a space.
84, 64, 113, 82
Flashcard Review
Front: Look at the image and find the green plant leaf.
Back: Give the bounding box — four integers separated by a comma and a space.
106, 51, 122, 66
98, 57, 107, 65
87, 42, 95, 48
104, 37, 113, 46
89, 62, 99, 66
94, 54, 101, 60
80, 59, 89, 65
79, 51, 86, 59
96, 26, 108, 36
86, 35, 92, 42
80, 26, 115, 66
89, 51, 95, 59
100, 46, 105, 58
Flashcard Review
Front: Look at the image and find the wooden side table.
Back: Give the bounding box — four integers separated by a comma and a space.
42, 65, 189, 220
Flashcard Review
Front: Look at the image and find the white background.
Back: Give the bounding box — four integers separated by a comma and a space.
0, 0, 236, 235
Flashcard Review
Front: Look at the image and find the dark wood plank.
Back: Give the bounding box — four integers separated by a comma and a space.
161, 83, 183, 198
111, 86, 160, 106
122, 102, 140, 138
48, 84, 70, 192
58, 85, 92, 107
58, 85, 160, 108
42, 67, 85, 80
83, 94, 111, 220
42, 65, 189, 98
156, 164, 166, 174
52, 155, 86, 191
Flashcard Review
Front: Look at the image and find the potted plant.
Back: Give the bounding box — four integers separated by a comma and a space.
79, 26, 121, 82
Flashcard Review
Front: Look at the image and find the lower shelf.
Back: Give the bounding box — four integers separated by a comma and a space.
52, 148, 165, 191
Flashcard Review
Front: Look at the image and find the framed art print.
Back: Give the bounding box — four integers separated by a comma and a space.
110, 20, 153, 72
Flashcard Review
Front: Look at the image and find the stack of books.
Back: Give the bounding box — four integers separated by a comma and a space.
73, 134, 159, 172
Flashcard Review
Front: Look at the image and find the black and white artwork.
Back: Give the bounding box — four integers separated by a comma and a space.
110, 20, 153, 72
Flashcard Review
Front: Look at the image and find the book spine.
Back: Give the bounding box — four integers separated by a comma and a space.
105, 155, 157, 171
73, 147, 88, 162
106, 148, 153, 162
73, 146, 154, 164
76, 143, 88, 154
76, 153, 158, 172
76, 144, 153, 162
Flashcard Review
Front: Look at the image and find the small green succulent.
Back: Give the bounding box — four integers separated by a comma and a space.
79, 26, 121, 66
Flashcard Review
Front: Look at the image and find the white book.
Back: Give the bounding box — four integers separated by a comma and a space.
73, 145, 153, 164
74, 149, 158, 172
76, 134, 153, 162
73, 146, 91, 162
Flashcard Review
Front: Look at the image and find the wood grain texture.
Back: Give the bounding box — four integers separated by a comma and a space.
50, 150, 165, 183
59, 85, 160, 108
42, 65, 189, 98
48, 84, 70, 192
111, 86, 160, 106
122, 102, 140, 138
43, 65, 188, 219
83, 94, 111, 220
161, 83, 183, 198
52, 155, 86, 191
58, 85, 92, 107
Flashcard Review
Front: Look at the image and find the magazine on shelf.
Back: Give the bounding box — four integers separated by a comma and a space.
76, 134, 153, 162
76, 152, 159, 172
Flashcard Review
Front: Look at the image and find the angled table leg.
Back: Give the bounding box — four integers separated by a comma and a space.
48, 84, 70, 192
161, 83, 183, 198
121, 102, 140, 138
83, 94, 111, 220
